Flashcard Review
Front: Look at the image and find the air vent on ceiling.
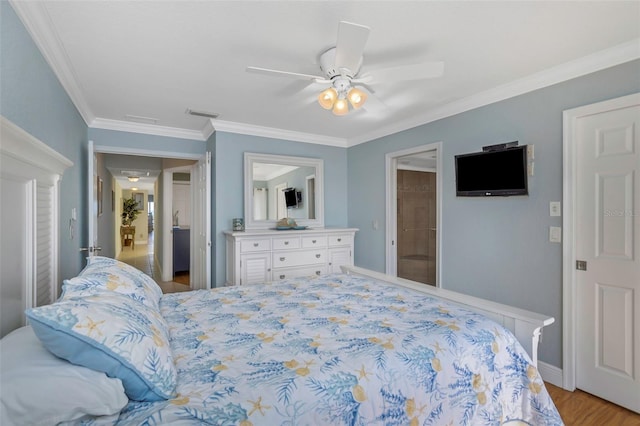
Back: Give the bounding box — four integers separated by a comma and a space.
186, 108, 219, 119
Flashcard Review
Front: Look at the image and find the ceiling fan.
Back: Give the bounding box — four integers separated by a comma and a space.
246, 21, 444, 116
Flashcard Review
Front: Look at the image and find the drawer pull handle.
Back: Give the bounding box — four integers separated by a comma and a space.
315, 271, 321, 275
280, 257, 286, 261
284, 241, 289, 245
253, 243, 259, 247
312, 240, 316, 243
315, 254, 321, 258
280, 274, 285, 279
337, 238, 342, 242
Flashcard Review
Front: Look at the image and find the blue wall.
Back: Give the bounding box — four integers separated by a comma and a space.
1, 2, 88, 281
213, 132, 348, 285
348, 59, 640, 368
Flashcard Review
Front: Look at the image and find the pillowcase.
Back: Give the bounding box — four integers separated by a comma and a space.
0, 326, 128, 425
61, 256, 163, 310
25, 292, 177, 402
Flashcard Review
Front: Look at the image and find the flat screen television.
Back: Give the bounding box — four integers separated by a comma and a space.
284, 188, 299, 208
455, 146, 528, 196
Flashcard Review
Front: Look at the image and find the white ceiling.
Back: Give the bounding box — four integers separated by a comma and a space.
11, 1, 640, 147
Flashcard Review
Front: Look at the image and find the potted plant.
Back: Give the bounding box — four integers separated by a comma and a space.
121, 196, 141, 226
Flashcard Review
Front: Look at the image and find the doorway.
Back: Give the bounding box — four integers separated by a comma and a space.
386, 142, 442, 286
397, 169, 437, 285
88, 144, 210, 290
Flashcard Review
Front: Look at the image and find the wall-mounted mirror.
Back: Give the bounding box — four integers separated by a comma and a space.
244, 152, 324, 230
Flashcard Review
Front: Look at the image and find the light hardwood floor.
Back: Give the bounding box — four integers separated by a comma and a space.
117, 233, 190, 294
545, 383, 640, 425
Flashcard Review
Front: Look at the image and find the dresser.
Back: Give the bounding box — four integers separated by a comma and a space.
224, 228, 358, 286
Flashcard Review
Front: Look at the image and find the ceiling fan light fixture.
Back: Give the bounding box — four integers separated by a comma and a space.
128, 176, 140, 183
332, 98, 349, 116
318, 87, 338, 109
347, 87, 367, 109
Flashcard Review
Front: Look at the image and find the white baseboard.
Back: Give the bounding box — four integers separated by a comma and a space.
539, 361, 563, 387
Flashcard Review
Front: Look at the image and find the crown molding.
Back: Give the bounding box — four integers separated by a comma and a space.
9, 0, 94, 126
347, 38, 640, 147
211, 119, 348, 147
12, 0, 637, 149
1, 115, 73, 175
90, 118, 207, 141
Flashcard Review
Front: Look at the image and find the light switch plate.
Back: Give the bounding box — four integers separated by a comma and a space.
550, 201, 561, 217
549, 226, 562, 243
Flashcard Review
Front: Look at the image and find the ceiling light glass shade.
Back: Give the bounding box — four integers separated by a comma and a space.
318, 87, 338, 110
128, 176, 139, 182
347, 87, 367, 109
332, 98, 349, 116
131, 187, 138, 191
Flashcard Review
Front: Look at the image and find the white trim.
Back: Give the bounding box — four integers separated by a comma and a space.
94, 144, 202, 160
538, 361, 563, 388
348, 39, 640, 147
11, 0, 639, 147
9, 0, 94, 126
244, 152, 325, 230
90, 118, 208, 141
385, 143, 442, 287
1, 116, 73, 175
212, 119, 347, 147
561, 92, 640, 391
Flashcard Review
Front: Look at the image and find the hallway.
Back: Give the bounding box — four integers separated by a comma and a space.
116, 232, 191, 294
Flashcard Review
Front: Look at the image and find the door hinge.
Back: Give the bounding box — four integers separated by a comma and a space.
576, 260, 587, 271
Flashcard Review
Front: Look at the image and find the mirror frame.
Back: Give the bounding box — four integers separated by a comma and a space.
244, 152, 324, 230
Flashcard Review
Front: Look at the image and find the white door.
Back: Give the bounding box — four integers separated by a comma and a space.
84, 140, 100, 260
190, 152, 211, 290
572, 94, 639, 413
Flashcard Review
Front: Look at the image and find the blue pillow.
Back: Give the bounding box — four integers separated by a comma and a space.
26, 293, 176, 402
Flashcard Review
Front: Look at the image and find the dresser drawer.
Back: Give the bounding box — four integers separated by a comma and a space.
273, 265, 327, 281
273, 249, 325, 268
328, 234, 352, 247
240, 238, 271, 253
301, 235, 327, 248
272, 236, 300, 250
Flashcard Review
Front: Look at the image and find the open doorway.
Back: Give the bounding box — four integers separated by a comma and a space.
385, 142, 442, 287
90, 145, 210, 292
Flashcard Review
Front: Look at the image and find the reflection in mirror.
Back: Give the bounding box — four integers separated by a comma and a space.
244, 153, 324, 230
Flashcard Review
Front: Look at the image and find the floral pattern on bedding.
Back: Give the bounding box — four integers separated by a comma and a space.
90, 273, 563, 425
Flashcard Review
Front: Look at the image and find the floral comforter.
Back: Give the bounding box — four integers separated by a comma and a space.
104, 273, 563, 425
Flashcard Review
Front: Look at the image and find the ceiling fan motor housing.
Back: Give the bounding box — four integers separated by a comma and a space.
319, 47, 361, 80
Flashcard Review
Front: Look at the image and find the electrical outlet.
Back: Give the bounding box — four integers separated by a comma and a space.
550, 201, 561, 217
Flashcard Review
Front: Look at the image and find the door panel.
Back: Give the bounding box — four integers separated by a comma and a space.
575, 101, 639, 413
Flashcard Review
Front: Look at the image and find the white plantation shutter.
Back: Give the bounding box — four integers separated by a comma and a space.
0, 117, 72, 337
36, 183, 55, 306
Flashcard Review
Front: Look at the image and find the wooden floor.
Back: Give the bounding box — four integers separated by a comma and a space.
545, 383, 640, 425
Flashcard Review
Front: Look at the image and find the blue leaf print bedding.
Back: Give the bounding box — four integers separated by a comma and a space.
92, 273, 563, 425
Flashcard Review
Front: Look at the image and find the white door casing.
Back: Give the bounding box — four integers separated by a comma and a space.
563, 93, 640, 413
190, 152, 211, 290
84, 140, 100, 259
385, 142, 443, 287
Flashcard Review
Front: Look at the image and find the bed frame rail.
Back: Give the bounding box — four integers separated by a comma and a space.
341, 266, 554, 366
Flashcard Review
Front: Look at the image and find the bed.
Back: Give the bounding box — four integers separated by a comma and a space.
0, 256, 563, 425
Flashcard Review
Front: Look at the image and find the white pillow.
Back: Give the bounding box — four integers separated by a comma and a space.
0, 326, 128, 425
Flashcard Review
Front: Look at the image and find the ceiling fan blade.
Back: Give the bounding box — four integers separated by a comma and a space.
246, 66, 328, 82
364, 61, 444, 84
334, 21, 370, 72
357, 85, 387, 112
